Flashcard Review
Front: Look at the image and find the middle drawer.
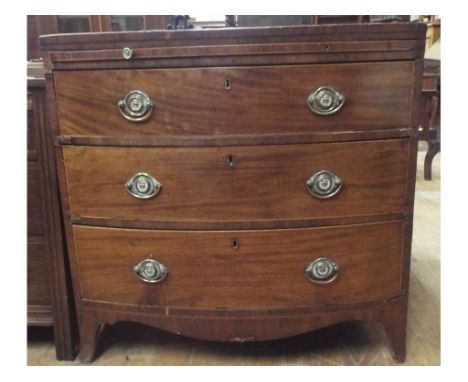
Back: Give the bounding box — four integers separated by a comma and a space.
63, 139, 409, 224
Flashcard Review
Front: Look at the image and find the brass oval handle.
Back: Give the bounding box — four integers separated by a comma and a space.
306, 170, 342, 199
122, 47, 134, 60
126, 172, 161, 199
307, 86, 345, 115
118, 90, 153, 122
305, 257, 339, 284
134, 258, 168, 284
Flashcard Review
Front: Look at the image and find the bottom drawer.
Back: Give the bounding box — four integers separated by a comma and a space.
73, 222, 404, 310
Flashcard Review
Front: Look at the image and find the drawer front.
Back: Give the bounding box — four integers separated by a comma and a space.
55, 62, 413, 137
64, 139, 409, 223
74, 222, 404, 309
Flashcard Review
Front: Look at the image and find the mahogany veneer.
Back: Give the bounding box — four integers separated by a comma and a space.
74, 222, 404, 309
54, 62, 413, 137
63, 140, 410, 225
41, 23, 426, 363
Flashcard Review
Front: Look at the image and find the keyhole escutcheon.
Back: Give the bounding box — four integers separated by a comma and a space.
231, 239, 239, 250
225, 154, 236, 168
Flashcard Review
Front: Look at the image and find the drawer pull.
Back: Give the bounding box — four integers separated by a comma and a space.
133, 258, 168, 284
126, 172, 161, 199
118, 90, 153, 122
305, 257, 339, 283
122, 47, 134, 60
306, 170, 342, 199
307, 86, 345, 115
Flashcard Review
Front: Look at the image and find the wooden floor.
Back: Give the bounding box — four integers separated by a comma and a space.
27, 150, 440, 366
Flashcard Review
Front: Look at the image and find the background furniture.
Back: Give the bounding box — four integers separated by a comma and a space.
27, 75, 76, 360
419, 17, 440, 181
41, 22, 426, 363
221, 15, 411, 27
425, 19, 441, 52
419, 59, 441, 180
27, 78, 51, 326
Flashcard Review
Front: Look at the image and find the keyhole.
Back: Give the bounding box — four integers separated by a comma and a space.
225, 154, 236, 168
231, 239, 239, 250
224, 78, 231, 90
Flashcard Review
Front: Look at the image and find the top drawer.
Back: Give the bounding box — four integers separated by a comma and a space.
54, 61, 414, 138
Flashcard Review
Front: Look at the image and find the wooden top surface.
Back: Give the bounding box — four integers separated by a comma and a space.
40, 23, 426, 51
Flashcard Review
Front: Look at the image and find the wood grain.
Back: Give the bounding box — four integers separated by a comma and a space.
27, 83, 52, 318
27, 154, 440, 366
40, 24, 425, 71
63, 139, 410, 225
73, 221, 404, 309
27, 306, 54, 326
69, 213, 405, 231
37, 75, 78, 359
40, 22, 427, 52
73, 298, 407, 363
27, 163, 45, 237
55, 128, 415, 147
49, 52, 425, 71
46, 41, 424, 71
54, 62, 413, 137
40, 23, 427, 363
28, 78, 77, 359
48, 40, 420, 63
27, 237, 51, 306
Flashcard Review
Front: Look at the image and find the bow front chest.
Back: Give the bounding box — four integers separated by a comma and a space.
41, 23, 426, 363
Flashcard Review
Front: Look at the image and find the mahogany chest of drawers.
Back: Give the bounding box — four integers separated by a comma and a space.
41, 23, 426, 363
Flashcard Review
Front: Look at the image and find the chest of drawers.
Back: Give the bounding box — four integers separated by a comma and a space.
41, 23, 426, 363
